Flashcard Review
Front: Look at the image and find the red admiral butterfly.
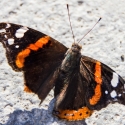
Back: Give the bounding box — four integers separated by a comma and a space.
0, 10, 125, 121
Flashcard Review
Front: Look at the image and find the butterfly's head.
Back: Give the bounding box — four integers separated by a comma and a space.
71, 43, 82, 53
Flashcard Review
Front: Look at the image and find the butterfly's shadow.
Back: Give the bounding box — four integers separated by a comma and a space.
3, 99, 87, 125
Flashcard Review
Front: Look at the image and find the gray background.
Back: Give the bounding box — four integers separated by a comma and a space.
0, 0, 125, 125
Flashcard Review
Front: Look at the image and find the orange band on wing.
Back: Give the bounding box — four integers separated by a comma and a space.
89, 61, 102, 105
16, 36, 50, 68
56, 107, 93, 121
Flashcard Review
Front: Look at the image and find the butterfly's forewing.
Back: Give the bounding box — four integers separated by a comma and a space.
0, 23, 67, 102
80, 56, 125, 110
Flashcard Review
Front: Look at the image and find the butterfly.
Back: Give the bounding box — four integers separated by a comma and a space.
0, 22, 125, 121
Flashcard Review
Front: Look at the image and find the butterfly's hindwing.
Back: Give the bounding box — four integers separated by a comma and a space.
54, 65, 86, 110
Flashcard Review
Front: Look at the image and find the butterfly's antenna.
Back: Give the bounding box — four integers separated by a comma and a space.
67, 4, 75, 43
78, 17, 101, 43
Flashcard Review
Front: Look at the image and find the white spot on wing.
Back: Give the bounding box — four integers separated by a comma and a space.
15, 27, 29, 38
110, 90, 117, 98
111, 72, 119, 87
15, 45, 19, 48
4, 35, 7, 38
15, 33, 24, 38
8, 38, 14, 45
6, 23, 11, 28
0, 29, 6, 33
105, 90, 108, 94
118, 94, 121, 97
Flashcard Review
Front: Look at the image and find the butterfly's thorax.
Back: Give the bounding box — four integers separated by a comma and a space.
60, 43, 82, 72
54, 43, 82, 111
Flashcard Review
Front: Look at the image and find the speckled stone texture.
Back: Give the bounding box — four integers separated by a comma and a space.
0, 0, 125, 125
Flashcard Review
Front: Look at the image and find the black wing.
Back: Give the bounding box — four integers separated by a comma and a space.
80, 56, 125, 110
0, 22, 68, 102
